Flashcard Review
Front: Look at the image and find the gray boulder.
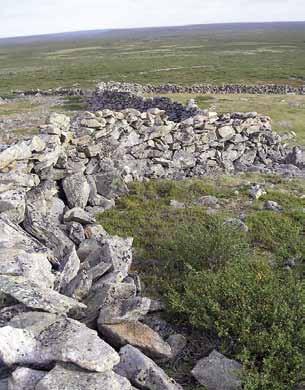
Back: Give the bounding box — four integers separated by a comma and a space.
35, 363, 131, 390
0, 312, 119, 372
115, 345, 182, 389
191, 350, 242, 390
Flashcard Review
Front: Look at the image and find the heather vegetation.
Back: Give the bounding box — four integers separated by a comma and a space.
98, 176, 305, 388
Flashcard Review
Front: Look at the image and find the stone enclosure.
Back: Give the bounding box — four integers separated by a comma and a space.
0, 86, 304, 389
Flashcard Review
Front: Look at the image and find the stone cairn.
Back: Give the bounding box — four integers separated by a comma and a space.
0, 99, 304, 389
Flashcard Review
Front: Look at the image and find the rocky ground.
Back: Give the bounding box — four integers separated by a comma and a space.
0, 89, 304, 389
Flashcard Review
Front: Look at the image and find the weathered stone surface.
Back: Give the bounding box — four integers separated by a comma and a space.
57, 246, 80, 292
0, 275, 85, 314
35, 363, 131, 390
98, 321, 172, 360
8, 367, 46, 390
100, 236, 133, 278
23, 181, 73, 258
66, 221, 86, 245
217, 125, 235, 140
0, 136, 45, 170
98, 296, 151, 325
48, 112, 70, 132
0, 189, 26, 224
167, 334, 187, 358
0, 215, 56, 274
83, 281, 137, 327
62, 173, 90, 209
0, 249, 54, 288
115, 345, 183, 389
192, 350, 242, 390
0, 312, 119, 372
94, 171, 128, 199
63, 207, 95, 225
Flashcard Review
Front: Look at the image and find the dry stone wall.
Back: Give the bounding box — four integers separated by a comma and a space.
13, 81, 305, 99
0, 97, 304, 388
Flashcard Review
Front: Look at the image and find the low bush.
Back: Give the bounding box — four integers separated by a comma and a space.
167, 257, 305, 389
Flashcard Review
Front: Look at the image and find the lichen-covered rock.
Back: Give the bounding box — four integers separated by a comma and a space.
0, 189, 26, 224
191, 350, 242, 390
0, 312, 119, 372
62, 173, 90, 209
0, 275, 85, 314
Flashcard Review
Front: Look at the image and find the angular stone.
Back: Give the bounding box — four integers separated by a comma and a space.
0, 189, 26, 224
35, 363, 131, 390
63, 266, 92, 301
217, 125, 235, 140
0, 275, 85, 314
0, 137, 45, 170
167, 334, 187, 358
64, 207, 95, 225
1, 312, 119, 372
0, 214, 56, 272
83, 282, 136, 327
62, 173, 90, 209
100, 236, 133, 278
115, 345, 182, 389
192, 350, 242, 390
94, 171, 128, 199
23, 181, 74, 258
57, 246, 80, 292
8, 368, 46, 390
48, 112, 70, 132
98, 321, 172, 360
98, 296, 151, 325
0, 249, 54, 289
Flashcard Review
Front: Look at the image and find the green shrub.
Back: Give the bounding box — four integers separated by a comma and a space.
167, 258, 305, 389
158, 216, 249, 275
247, 211, 305, 265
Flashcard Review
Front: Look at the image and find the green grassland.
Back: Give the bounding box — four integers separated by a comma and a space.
0, 22, 305, 95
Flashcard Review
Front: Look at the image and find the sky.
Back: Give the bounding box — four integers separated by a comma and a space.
0, 0, 304, 39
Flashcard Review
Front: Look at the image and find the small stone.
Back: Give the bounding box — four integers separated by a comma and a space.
192, 350, 242, 390
115, 345, 182, 390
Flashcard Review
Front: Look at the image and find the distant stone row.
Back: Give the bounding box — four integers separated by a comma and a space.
13, 81, 305, 97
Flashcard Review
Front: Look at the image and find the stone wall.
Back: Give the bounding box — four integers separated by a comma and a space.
95, 81, 305, 95
13, 81, 305, 99
0, 105, 303, 388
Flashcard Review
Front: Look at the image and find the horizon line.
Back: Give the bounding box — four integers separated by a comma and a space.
1, 19, 305, 41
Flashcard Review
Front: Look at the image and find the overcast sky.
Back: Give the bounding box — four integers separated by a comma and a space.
0, 0, 304, 38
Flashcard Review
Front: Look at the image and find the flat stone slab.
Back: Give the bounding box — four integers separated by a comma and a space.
0, 275, 85, 314
0, 312, 119, 372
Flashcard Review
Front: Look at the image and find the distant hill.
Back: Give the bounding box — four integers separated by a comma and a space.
1, 21, 305, 46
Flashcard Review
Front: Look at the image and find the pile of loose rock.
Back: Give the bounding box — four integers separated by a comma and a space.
0, 113, 188, 389
0, 101, 303, 388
